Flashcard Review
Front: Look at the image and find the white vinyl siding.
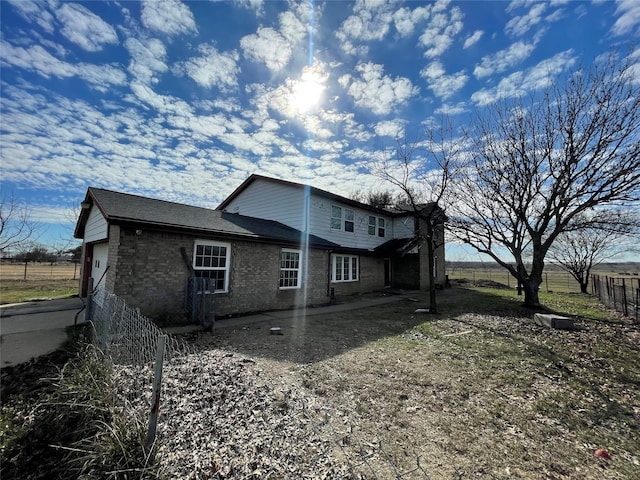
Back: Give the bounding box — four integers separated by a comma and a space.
84, 206, 108, 242
193, 241, 231, 293
279, 249, 301, 289
220, 178, 403, 250
331, 254, 359, 282
392, 215, 415, 239
220, 180, 306, 231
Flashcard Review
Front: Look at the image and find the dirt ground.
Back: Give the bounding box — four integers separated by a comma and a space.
180, 287, 640, 480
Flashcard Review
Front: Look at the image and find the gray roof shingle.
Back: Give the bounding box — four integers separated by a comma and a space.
75, 187, 339, 248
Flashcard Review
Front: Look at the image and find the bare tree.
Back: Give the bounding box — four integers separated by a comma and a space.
350, 189, 395, 209
0, 192, 41, 253
376, 120, 459, 313
549, 210, 640, 293
448, 52, 640, 308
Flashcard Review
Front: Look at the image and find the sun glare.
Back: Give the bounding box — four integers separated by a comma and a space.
292, 66, 326, 114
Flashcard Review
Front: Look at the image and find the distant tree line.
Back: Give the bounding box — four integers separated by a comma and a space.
2, 244, 82, 264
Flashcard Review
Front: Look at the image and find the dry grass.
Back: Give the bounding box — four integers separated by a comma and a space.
189, 287, 640, 479
0, 262, 79, 281
0, 263, 79, 304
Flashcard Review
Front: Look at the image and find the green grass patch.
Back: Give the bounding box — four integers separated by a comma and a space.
0, 279, 78, 304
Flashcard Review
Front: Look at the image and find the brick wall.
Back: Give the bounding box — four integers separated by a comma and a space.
110, 227, 333, 318
111, 226, 190, 317
97, 226, 408, 320
217, 243, 330, 315
330, 254, 384, 297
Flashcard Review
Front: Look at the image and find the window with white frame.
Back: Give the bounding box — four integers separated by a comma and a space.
331, 254, 359, 282
331, 205, 354, 232
331, 205, 342, 230
368, 216, 385, 237
368, 215, 376, 235
344, 209, 354, 232
279, 249, 301, 289
193, 241, 231, 292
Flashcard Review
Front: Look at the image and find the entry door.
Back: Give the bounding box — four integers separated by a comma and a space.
384, 258, 391, 288
90, 243, 109, 305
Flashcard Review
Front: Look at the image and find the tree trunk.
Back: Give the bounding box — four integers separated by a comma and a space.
580, 281, 588, 294
522, 277, 542, 308
426, 223, 438, 314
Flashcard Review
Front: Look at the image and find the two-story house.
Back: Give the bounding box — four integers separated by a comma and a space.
74, 174, 445, 319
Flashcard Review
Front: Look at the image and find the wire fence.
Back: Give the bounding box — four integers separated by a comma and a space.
447, 268, 584, 293
591, 274, 640, 324
84, 290, 438, 479
0, 261, 79, 280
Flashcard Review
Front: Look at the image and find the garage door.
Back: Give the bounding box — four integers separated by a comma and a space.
91, 242, 109, 305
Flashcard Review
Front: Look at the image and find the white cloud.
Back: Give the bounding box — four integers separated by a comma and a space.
434, 102, 468, 115
505, 2, 547, 36
140, 0, 197, 36
129, 82, 192, 117
56, 3, 119, 52
611, 0, 640, 36
336, 0, 395, 54
125, 37, 168, 85
418, 6, 464, 58
1, 41, 75, 78
0, 41, 126, 90
341, 62, 419, 115
178, 45, 240, 90
463, 30, 483, 48
221, 0, 265, 15
471, 50, 576, 106
241, 27, 292, 72
420, 61, 468, 99
7, 0, 55, 34
374, 120, 405, 138
392, 5, 431, 37
473, 40, 537, 78
0, 82, 271, 207
279, 10, 307, 44
75, 64, 128, 92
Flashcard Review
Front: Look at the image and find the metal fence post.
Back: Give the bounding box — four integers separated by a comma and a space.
146, 334, 167, 454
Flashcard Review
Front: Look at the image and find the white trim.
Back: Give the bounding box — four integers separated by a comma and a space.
331, 204, 355, 233
193, 240, 231, 293
331, 254, 359, 282
279, 248, 302, 289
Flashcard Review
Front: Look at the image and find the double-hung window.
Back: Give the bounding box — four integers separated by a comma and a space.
331, 254, 359, 282
368, 216, 385, 237
331, 205, 354, 232
193, 241, 230, 293
279, 249, 301, 289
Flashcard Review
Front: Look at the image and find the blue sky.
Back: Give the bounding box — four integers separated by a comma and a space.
1, 0, 639, 256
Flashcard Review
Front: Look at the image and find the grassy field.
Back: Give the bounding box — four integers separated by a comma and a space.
0, 263, 79, 304
447, 267, 639, 294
